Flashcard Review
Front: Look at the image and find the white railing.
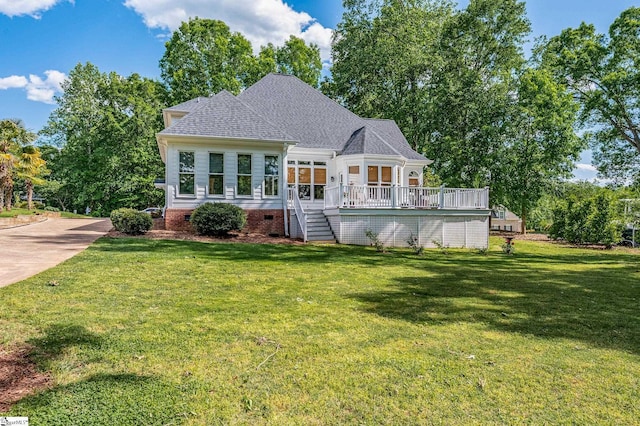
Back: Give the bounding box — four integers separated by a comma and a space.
289, 187, 307, 242
324, 185, 489, 210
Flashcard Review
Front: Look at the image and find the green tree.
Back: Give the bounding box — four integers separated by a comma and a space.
160, 19, 322, 104
549, 192, 621, 247
538, 7, 640, 184
502, 68, 582, 233
426, 0, 530, 195
15, 145, 48, 210
329, 0, 452, 151
274, 36, 322, 87
41, 62, 165, 215
0, 119, 37, 211
160, 18, 256, 103
36, 144, 73, 211
329, 0, 531, 200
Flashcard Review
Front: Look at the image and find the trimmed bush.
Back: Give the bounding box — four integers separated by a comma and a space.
549, 193, 622, 247
110, 208, 153, 235
44, 206, 60, 212
191, 202, 246, 236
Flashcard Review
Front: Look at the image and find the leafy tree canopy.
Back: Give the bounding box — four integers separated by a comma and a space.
41, 62, 166, 215
537, 6, 640, 184
160, 18, 322, 104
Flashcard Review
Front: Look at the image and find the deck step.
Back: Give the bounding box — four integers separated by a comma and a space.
303, 210, 336, 243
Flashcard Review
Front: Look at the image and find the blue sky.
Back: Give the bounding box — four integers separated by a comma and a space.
1, 0, 638, 181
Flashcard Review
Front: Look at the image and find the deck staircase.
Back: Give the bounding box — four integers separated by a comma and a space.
305, 210, 336, 243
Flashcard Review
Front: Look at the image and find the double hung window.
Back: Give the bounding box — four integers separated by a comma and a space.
178, 151, 195, 195
209, 153, 224, 195
264, 155, 279, 197
237, 154, 252, 196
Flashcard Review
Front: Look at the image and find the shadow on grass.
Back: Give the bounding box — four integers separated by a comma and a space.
5, 373, 193, 425
26, 324, 103, 365
92, 236, 640, 266
349, 254, 640, 354
90, 237, 640, 353
92, 236, 386, 265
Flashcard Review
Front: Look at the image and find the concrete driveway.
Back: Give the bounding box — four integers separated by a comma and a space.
0, 218, 112, 287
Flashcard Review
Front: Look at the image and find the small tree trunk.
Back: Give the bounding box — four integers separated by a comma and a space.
4, 184, 12, 211
521, 207, 527, 235
26, 180, 33, 210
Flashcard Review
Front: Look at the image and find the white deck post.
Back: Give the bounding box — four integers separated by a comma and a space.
439, 184, 445, 209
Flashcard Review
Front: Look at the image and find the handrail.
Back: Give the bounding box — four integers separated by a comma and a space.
289, 187, 308, 242
324, 185, 489, 209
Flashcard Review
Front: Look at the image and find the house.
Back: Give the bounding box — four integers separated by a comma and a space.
490, 206, 523, 232
156, 73, 491, 248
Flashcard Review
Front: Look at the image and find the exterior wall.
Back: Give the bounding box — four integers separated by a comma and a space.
289, 212, 302, 239
324, 209, 489, 249
165, 141, 285, 211
165, 207, 285, 235
333, 155, 425, 188
491, 219, 522, 232
245, 209, 285, 235
165, 208, 196, 231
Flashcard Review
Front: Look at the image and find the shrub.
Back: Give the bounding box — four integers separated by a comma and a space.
407, 233, 423, 255
190, 203, 246, 236
110, 208, 153, 235
549, 193, 622, 247
44, 206, 60, 212
365, 228, 385, 252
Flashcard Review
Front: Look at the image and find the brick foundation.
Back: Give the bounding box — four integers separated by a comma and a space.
244, 209, 285, 236
164, 208, 285, 236
164, 209, 196, 231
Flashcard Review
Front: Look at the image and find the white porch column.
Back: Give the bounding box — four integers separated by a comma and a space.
282, 144, 290, 236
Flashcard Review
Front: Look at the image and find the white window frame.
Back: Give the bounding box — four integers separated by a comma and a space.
263, 154, 279, 198
208, 152, 225, 197
178, 150, 195, 196
367, 164, 393, 187
236, 153, 253, 198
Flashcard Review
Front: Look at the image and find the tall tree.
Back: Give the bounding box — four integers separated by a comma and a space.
538, 7, 640, 184
160, 18, 256, 103
274, 36, 322, 87
0, 119, 36, 211
160, 18, 323, 104
425, 0, 530, 195
41, 63, 166, 215
329, 0, 531, 199
330, 0, 453, 151
502, 68, 582, 233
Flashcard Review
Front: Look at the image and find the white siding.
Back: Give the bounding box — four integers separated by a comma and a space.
331, 211, 488, 249
443, 217, 466, 248
165, 141, 285, 210
420, 217, 443, 248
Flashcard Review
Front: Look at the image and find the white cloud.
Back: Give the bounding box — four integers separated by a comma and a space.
0, 70, 66, 104
0, 0, 67, 18
123, 0, 334, 62
0, 75, 28, 89
575, 163, 598, 172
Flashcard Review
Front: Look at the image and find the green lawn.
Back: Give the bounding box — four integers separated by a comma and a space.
0, 208, 89, 218
1, 237, 639, 424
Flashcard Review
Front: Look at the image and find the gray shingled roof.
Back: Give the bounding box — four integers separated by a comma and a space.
164, 96, 211, 113
342, 126, 403, 156
364, 119, 429, 161
159, 90, 297, 142
161, 74, 430, 162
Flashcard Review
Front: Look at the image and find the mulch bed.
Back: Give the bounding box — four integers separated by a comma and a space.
0, 345, 52, 412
